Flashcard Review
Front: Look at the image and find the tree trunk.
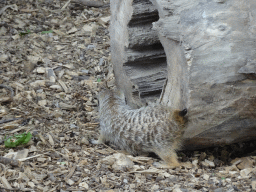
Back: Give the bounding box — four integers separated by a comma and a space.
110, 0, 256, 150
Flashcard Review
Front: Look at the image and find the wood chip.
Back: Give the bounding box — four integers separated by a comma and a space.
0, 176, 12, 189
58, 80, 69, 93
64, 165, 76, 182
0, 157, 21, 167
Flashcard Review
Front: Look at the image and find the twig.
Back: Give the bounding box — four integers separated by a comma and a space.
18, 152, 50, 162
38, 133, 52, 148
65, 188, 87, 191
0, 4, 18, 15
10, 127, 27, 134
72, 0, 109, 8
0, 118, 21, 124
129, 157, 147, 165
0, 163, 6, 176
0, 187, 33, 191
64, 165, 76, 181
20, 9, 39, 12
91, 184, 103, 190
62, 0, 72, 10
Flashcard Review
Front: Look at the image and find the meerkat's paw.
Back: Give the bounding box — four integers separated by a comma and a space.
90, 134, 105, 145
155, 150, 181, 169
90, 139, 102, 145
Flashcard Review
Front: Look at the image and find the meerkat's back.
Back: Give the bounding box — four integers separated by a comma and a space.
97, 88, 187, 167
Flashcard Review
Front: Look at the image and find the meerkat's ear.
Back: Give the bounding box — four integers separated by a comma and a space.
173, 108, 187, 125
179, 108, 187, 117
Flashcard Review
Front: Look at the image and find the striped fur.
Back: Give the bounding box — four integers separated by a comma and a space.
97, 88, 187, 167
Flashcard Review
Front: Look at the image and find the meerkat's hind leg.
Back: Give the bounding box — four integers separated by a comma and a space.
154, 149, 180, 169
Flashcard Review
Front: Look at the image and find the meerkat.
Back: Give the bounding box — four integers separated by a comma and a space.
93, 87, 187, 168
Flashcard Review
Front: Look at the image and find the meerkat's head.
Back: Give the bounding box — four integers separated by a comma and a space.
98, 82, 111, 103
173, 108, 188, 126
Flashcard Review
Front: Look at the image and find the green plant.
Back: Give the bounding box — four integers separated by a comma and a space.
41, 30, 53, 34
4, 132, 32, 148
19, 29, 31, 36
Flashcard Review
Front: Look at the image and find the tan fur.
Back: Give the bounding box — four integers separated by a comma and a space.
96, 88, 187, 168
173, 110, 187, 126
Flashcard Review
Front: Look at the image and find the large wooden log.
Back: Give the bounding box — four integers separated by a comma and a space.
110, 0, 256, 149
110, 0, 166, 107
